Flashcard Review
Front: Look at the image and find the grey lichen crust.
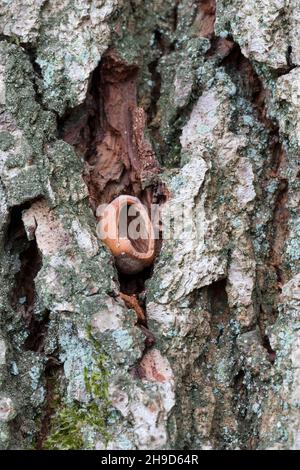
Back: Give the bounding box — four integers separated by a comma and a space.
259, 274, 300, 449
0, 0, 300, 450
216, 0, 300, 68
0, 0, 117, 114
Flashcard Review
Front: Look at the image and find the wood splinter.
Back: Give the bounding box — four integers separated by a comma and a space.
119, 292, 146, 324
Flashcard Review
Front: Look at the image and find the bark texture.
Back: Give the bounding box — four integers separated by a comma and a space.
0, 0, 299, 450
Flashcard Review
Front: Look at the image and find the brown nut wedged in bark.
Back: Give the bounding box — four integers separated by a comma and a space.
98, 195, 155, 274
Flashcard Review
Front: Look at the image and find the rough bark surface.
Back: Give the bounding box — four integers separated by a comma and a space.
0, 0, 299, 450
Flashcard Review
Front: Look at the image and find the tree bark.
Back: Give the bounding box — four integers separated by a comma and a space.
0, 0, 299, 450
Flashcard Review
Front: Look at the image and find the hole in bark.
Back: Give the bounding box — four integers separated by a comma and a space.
171, 1, 179, 32
59, 49, 165, 208
6, 202, 54, 356
24, 309, 50, 352
262, 335, 276, 364
36, 359, 63, 450
59, 50, 168, 352
10, 238, 42, 314
233, 368, 245, 389
221, 43, 269, 123
269, 178, 289, 290
5, 202, 32, 249
273, 45, 296, 76
147, 58, 162, 133
208, 278, 230, 321
7, 202, 43, 336
118, 266, 153, 296
129, 0, 136, 14
207, 279, 230, 345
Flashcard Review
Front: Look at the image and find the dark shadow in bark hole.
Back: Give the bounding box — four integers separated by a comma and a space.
6, 201, 49, 353
36, 359, 63, 450
118, 266, 153, 296
221, 43, 266, 117
208, 278, 230, 323
262, 334, 276, 364
5, 202, 32, 250
11, 238, 41, 313
233, 368, 246, 392
8, 203, 42, 312
24, 309, 50, 352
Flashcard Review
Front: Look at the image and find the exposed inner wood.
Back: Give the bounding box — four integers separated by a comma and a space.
61, 49, 162, 210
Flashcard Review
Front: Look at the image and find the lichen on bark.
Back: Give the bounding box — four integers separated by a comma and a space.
0, 0, 299, 451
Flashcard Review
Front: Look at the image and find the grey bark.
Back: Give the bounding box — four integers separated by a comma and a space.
0, 0, 299, 450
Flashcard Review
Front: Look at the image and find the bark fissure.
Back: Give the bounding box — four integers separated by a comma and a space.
8, 204, 42, 328
36, 360, 63, 450
59, 49, 167, 366
223, 43, 289, 324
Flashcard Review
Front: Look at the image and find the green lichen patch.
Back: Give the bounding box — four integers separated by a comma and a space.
44, 326, 111, 450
